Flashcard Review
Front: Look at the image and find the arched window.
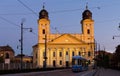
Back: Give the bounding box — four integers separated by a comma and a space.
42, 29, 45, 34
87, 29, 90, 34
78, 51, 81, 56
53, 60, 56, 67
5, 53, 9, 59
66, 51, 68, 55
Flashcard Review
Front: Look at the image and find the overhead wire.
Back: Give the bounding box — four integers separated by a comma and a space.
0, 16, 20, 28
0, 13, 34, 15
0, 1, 113, 35
0, 16, 37, 36
16, 0, 40, 36
17, 0, 38, 17
50, 8, 82, 14
0, 0, 39, 36
1, 0, 119, 35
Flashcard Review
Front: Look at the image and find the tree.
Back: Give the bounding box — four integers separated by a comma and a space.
95, 51, 110, 68
114, 45, 120, 69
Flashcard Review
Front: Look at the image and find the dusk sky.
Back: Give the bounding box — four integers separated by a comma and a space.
0, 0, 120, 55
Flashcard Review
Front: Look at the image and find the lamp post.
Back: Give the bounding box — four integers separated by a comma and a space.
43, 33, 47, 69
20, 19, 32, 70
20, 23, 23, 70
43, 25, 47, 69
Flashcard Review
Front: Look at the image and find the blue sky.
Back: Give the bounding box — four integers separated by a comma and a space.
0, 0, 120, 55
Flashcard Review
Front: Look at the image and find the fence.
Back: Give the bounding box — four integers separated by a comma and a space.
0, 63, 35, 70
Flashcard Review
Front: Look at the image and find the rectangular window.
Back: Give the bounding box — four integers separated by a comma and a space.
88, 51, 91, 57
59, 52, 62, 57
53, 52, 55, 57
36, 53, 37, 59
60, 60, 62, 65
66, 51, 68, 55
72, 52, 74, 56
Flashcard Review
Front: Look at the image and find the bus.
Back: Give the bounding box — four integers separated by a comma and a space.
72, 55, 88, 72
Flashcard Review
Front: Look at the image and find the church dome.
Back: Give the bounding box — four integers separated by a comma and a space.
39, 6, 49, 19
82, 7, 92, 20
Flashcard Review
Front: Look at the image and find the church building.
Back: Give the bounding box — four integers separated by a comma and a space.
33, 5, 95, 68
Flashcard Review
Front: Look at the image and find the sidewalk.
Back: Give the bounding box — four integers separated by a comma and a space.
94, 68, 120, 76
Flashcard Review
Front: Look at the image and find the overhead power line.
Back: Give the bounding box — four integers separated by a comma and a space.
50, 6, 100, 14
0, 13, 33, 15
0, 16, 20, 27
17, 0, 38, 16
0, 16, 37, 36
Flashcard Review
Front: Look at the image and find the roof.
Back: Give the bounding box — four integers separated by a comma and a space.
0, 45, 14, 53
48, 34, 85, 44
39, 6, 49, 19
82, 5, 92, 20
72, 55, 86, 60
15, 54, 33, 58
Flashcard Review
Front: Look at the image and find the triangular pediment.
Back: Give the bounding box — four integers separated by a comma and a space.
49, 34, 85, 44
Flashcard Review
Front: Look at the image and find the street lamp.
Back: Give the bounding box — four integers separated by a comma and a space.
113, 35, 120, 40
113, 23, 120, 39
20, 19, 32, 70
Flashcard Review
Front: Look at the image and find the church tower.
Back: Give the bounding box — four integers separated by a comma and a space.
37, 5, 50, 67
38, 5, 50, 43
81, 5, 94, 43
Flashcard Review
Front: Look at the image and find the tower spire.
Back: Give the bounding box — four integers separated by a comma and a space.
86, 2, 88, 10
39, 2, 49, 19
43, 2, 45, 9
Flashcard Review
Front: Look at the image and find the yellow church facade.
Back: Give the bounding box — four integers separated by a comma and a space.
33, 6, 95, 68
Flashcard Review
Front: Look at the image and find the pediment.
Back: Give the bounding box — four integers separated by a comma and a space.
49, 34, 84, 44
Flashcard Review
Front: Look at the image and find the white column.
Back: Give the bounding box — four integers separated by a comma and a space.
49, 48, 53, 67
47, 48, 49, 67
37, 44, 40, 68
69, 48, 72, 67
56, 48, 59, 67
63, 48, 66, 67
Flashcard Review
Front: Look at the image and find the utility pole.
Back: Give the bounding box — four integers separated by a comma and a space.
20, 22, 23, 70
43, 24, 48, 69
44, 33, 47, 69
20, 19, 32, 70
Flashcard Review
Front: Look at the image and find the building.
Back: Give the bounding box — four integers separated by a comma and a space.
0, 45, 15, 63
14, 54, 32, 63
33, 5, 95, 68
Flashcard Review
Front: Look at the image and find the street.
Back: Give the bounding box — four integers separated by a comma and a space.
1, 69, 95, 76
94, 68, 120, 76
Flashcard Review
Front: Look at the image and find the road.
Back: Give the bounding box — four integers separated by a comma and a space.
1, 69, 95, 76
94, 68, 120, 76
